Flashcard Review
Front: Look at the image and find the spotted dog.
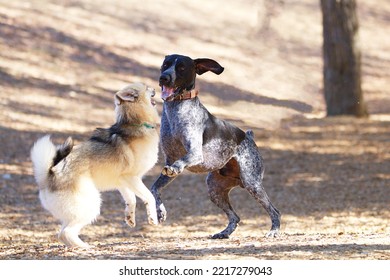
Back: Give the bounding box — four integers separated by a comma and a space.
151, 54, 281, 239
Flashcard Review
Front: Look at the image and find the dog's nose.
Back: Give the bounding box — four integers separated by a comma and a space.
159, 74, 171, 85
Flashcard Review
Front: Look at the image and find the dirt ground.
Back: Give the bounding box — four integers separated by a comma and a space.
0, 0, 389, 260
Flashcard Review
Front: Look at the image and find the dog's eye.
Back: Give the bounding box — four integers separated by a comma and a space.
178, 65, 185, 71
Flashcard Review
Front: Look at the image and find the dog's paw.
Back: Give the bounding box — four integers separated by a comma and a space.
157, 203, 167, 223
162, 165, 181, 177
125, 215, 136, 228
124, 206, 136, 227
147, 212, 158, 226
265, 229, 280, 238
211, 232, 230, 239
148, 216, 158, 226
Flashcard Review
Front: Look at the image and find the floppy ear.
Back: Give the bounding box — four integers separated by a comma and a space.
194, 58, 224, 75
115, 88, 139, 104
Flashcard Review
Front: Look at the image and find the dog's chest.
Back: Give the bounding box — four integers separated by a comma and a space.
127, 132, 159, 174
160, 121, 187, 159
163, 101, 205, 131
160, 102, 202, 156
160, 102, 239, 171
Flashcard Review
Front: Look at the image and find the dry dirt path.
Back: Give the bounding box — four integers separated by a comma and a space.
1, 116, 389, 260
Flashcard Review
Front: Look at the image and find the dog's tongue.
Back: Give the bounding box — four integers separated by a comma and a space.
161, 86, 175, 100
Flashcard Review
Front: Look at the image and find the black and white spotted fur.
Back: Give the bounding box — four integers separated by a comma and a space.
151, 54, 281, 239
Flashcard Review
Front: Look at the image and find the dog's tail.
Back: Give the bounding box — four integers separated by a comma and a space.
30, 135, 73, 188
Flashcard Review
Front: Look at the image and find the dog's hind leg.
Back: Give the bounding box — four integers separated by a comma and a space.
206, 170, 241, 239
235, 133, 281, 237
119, 187, 137, 227
122, 177, 158, 226
59, 222, 90, 248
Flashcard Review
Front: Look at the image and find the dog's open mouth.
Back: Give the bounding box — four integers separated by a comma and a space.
161, 86, 176, 100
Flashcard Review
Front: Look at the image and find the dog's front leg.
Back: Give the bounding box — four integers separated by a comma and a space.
162, 151, 203, 177
121, 176, 159, 226
119, 187, 137, 227
162, 132, 204, 177
151, 174, 177, 223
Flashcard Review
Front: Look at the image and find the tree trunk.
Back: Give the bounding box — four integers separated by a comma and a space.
320, 0, 367, 117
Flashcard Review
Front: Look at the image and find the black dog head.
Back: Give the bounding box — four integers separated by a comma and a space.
159, 54, 224, 101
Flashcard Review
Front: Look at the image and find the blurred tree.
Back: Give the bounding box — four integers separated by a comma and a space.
251, 0, 284, 37
320, 0, 368, 117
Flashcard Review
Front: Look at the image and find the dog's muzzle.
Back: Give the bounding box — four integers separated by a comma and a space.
159, 74, 171, 86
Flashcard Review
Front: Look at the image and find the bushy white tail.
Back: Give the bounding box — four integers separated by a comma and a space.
30, 135, 56, 188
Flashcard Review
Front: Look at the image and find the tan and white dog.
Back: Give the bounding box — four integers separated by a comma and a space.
30, 83, 160, 247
